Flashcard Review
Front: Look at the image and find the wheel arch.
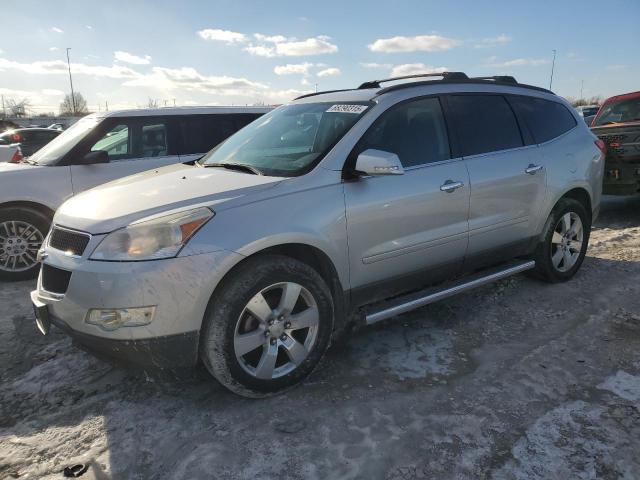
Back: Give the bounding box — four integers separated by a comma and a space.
209, 242, 348, 334
559, 187, 592, 220
0, 200, 56, 220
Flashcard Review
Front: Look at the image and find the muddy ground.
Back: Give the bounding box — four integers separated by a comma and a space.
1, 195, 640, 480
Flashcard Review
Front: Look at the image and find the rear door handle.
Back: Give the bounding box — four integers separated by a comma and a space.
440, 180, 465, 192
525, 164, 544, 174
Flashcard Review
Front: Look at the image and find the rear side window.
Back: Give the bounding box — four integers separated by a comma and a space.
510, 96, 577, 143
356, 97, 450, 167
180, 113, 263, 154
447, 95, 523, 156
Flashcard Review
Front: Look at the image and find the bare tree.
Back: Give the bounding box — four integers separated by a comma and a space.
60, 92, 89, 116
568, 96, 604, 107
6, 98, 31, 118
147, 98, 159, 108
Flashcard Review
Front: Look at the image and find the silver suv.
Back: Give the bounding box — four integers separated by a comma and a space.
31, 73, 605, 397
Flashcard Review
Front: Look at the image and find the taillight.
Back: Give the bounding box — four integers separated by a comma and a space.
9, 148, 23, 164
595, 139, 606, 156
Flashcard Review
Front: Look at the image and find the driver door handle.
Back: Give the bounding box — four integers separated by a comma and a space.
440, 180, 465, 193
525, 164, 544, 174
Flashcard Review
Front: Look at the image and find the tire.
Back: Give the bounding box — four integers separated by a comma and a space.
531, 198, 590, 283
200, 254, 334, 397
0, 207, 51, 281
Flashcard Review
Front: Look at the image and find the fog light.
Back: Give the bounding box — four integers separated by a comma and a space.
86, 306, 156, 331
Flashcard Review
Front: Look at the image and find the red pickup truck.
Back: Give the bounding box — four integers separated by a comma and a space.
591, 91, 640, 195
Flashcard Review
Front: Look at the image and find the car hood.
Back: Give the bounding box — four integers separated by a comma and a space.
0, 160, 36, 171
55, 163, 285, 233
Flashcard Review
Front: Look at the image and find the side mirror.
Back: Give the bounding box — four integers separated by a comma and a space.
80, 150, 109, 165
354, 149, 404, 176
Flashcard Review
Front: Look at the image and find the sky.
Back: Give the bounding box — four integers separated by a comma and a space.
1, 0, 639, 115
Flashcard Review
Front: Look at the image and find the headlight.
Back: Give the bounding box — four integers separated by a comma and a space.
90, 207, 214, 261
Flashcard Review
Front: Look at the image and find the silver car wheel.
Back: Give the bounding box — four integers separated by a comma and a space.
0, 220, 44, 272
234, 282, 319, 380
550, 212, 583, 273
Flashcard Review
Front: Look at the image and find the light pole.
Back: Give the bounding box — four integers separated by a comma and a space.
580, 80, 584, 100
66, 48, 76, 115
549, 49, 557, 90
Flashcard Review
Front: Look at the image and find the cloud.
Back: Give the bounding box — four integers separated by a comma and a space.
254, 33, 288, 43
123, 66, 268, 96
86, 25, 93, 30
274, 62, 314, 75
50, 27, 64, 34
360, 62, 392, 69
605, 64, 626, 70
197, 28, 338, 57
197, 28, 248, 44
317, 67, 340, 77
474, 34, 511, 48
41, 89, 65, 96
390, 63, 448, 77
49, 47, 59, 52
487, 57, 549, 67
114, 51, 152, 65
368, 34, 459, 53
246, 35, 338, 57
0, 57, 140, 78
244, 45, 277, 57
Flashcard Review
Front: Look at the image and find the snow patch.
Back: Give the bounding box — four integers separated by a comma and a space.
598, 370, 640, 403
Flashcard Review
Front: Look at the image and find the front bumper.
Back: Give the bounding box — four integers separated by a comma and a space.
32, 245, 244, 367
50, 312, 199, 368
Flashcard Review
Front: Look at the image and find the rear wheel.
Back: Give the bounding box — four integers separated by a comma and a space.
0, 207, 50, 281
200, 255, 334, 397
532, 198, 590, 282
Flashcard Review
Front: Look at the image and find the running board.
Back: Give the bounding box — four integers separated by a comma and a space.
365, 260, 535, 325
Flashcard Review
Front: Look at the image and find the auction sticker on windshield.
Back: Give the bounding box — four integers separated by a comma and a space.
326, 104, 369, 114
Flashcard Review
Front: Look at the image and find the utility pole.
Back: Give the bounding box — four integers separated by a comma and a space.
66, 48, 76, 115
549, 49, 557, 90
105, 101, 108, 111
580, 80, 584, 100
1, 95, 5, 119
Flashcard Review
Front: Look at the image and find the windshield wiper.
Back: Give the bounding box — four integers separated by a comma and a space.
203, 162, 263, 175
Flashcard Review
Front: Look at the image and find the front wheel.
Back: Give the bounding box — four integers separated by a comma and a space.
532, 198, 590, 283
200, 255, 334, 397
0, 207, 50, 281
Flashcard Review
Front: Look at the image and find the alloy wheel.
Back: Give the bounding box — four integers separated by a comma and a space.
0, 221, 44, 272
550, 212, 583, 273
234, 282, 319, 380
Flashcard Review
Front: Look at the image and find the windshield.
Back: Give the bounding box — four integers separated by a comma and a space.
593, 96, 640, 126
199, 102, 372, 176
29, 116, 101, 165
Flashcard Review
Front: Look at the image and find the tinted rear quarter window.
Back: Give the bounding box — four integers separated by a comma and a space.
180, 113, 263, 154
510, 96, 577, 143
447, 95, 523, 156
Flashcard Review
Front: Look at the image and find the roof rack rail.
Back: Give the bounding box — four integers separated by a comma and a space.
358, 72, 468, 89
471, 75, 518, 84
293, 88, 357, 100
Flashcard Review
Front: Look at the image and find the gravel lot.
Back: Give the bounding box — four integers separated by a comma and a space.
1, 196, 640, 480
